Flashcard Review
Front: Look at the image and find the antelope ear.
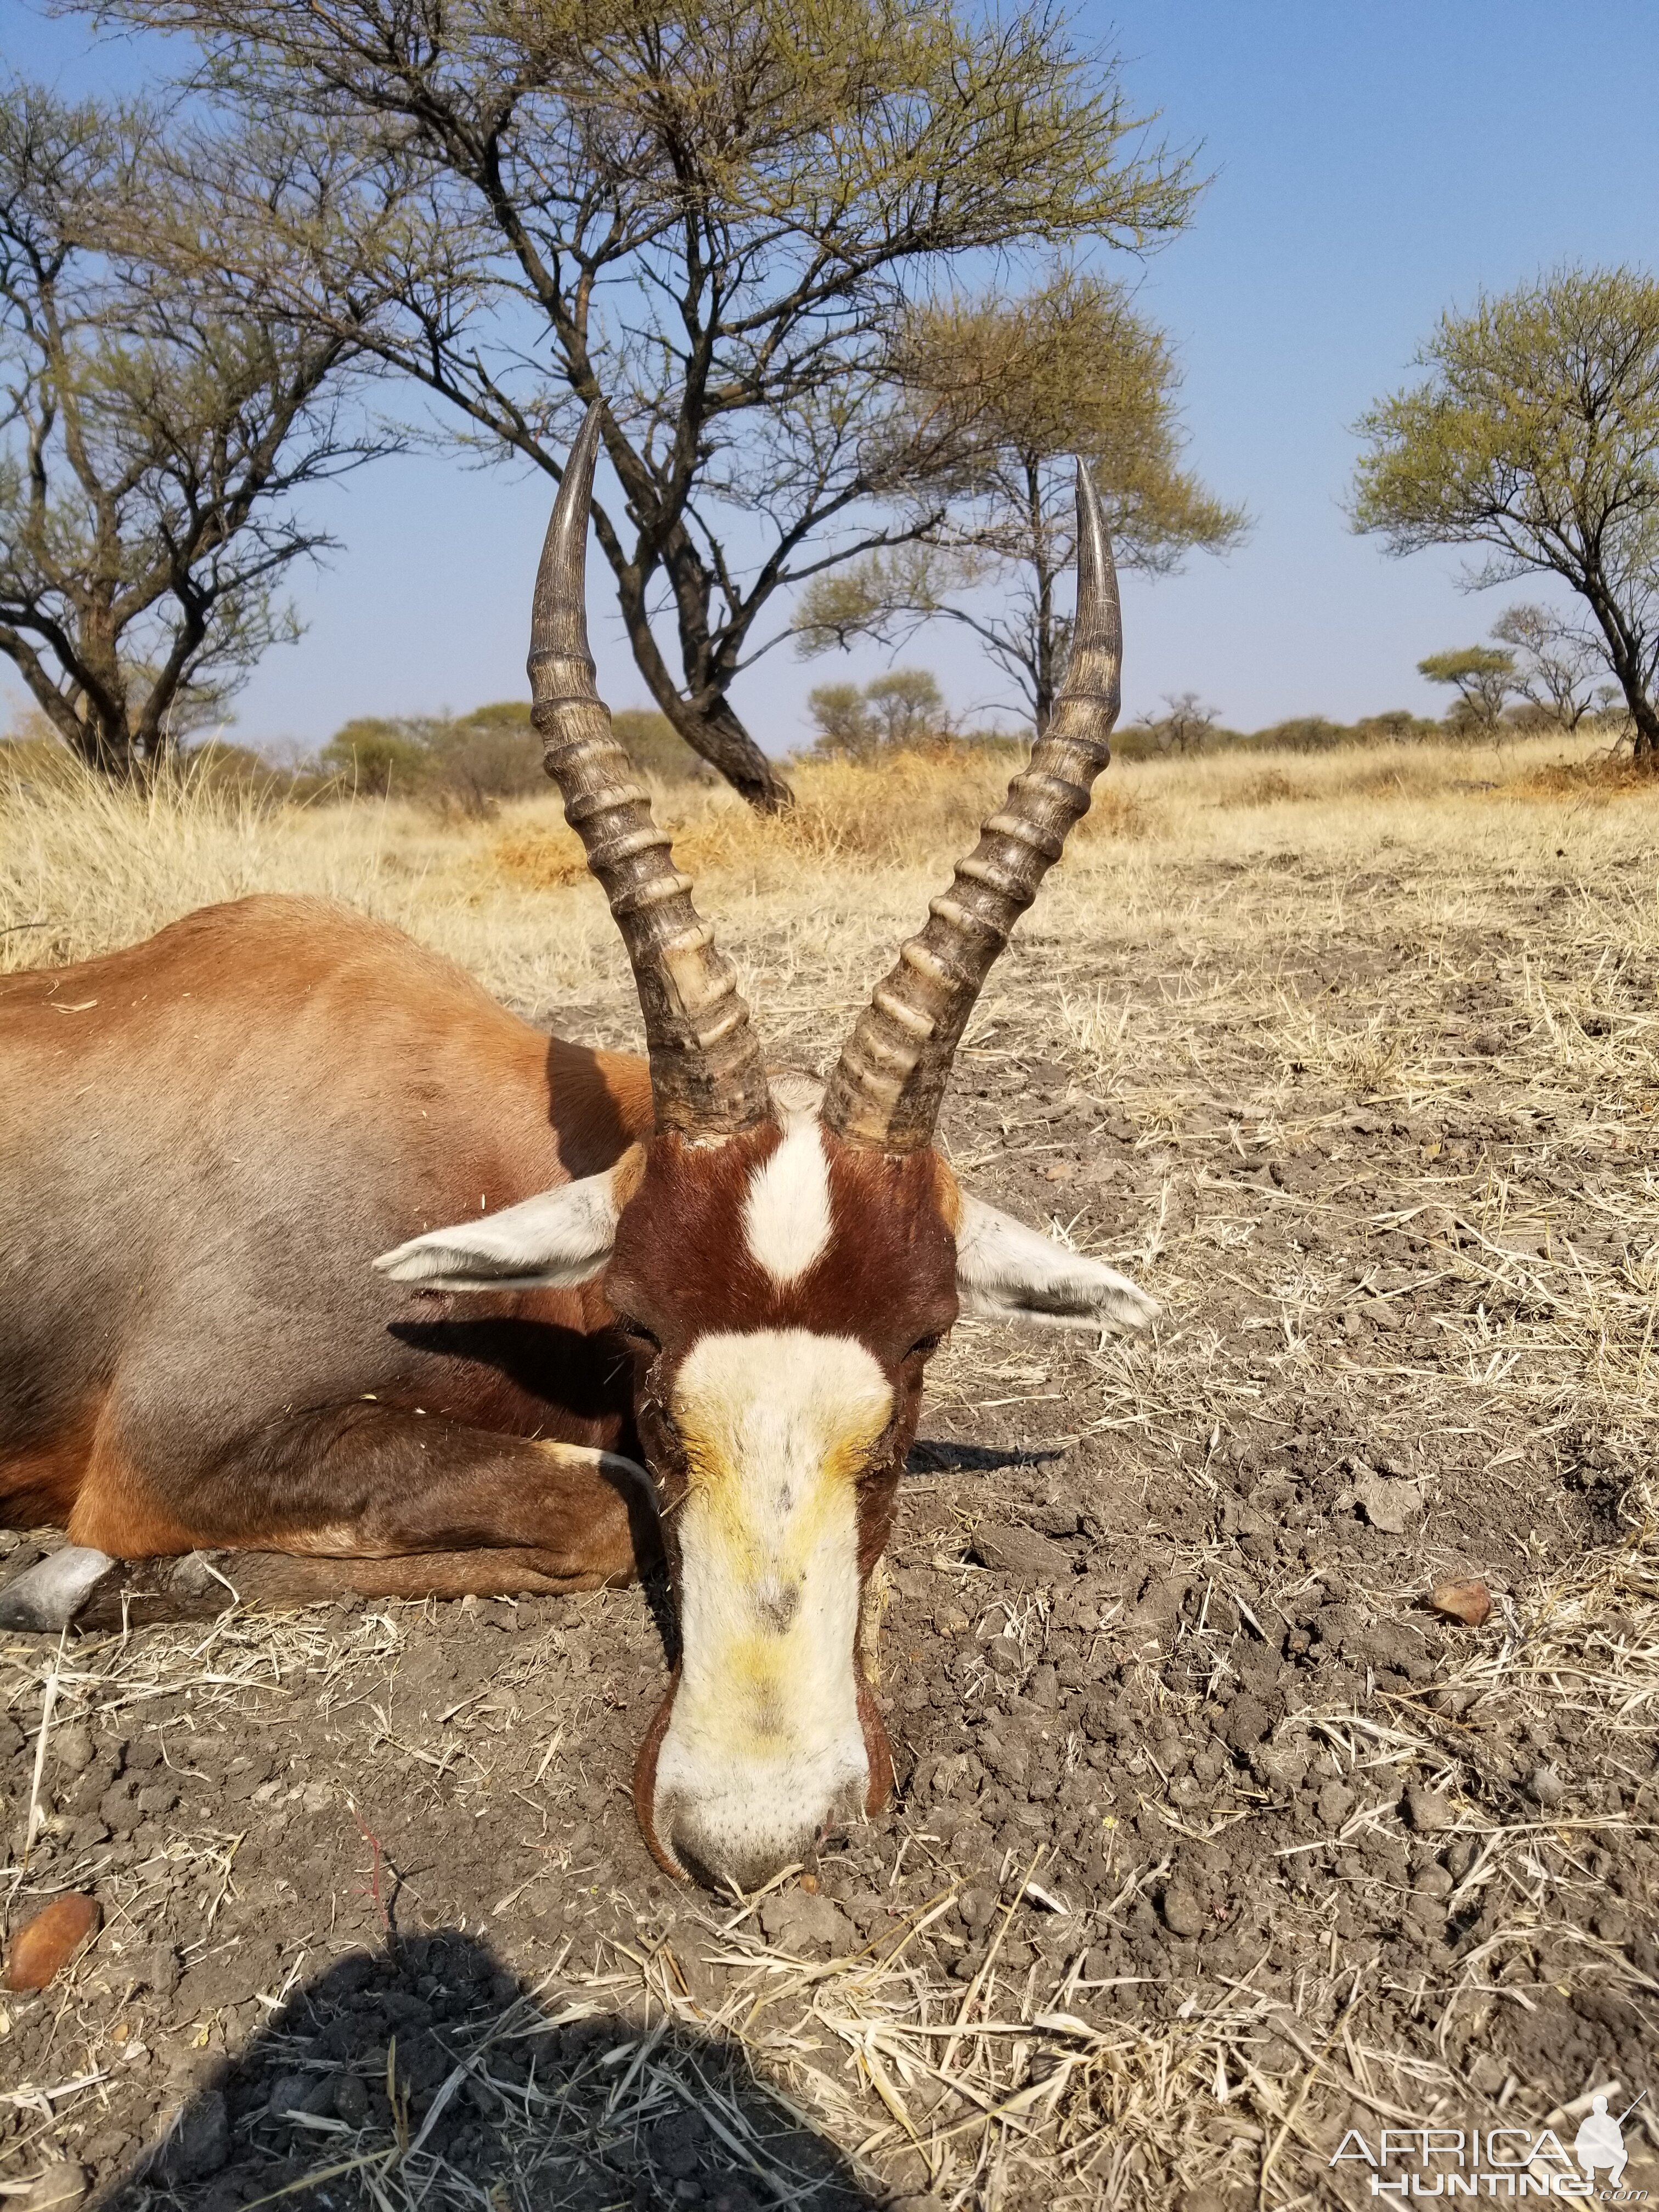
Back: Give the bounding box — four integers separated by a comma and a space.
955, 1195, 1158, 1334
375, 1158, 634, 1291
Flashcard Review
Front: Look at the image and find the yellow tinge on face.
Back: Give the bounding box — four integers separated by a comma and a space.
652, 1328, 893, 1885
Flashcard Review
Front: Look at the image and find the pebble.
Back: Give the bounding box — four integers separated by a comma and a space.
160, 2088, 230, 2181
20, 2163, 88, 2212
1403, 1784, 1454, 1835
1317, 1780, 1356, 1830
4, 1894, 101, 1991
52, 1724, 95, 1775
1428, 1577, 1492, 1627
1160, 1881, 1205, 1938
333, 2073, 370, 2126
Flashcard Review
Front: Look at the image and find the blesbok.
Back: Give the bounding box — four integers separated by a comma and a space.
0, 411, 1154, 1889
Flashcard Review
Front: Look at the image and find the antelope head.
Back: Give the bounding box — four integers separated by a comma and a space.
379, 410, 1155, 1891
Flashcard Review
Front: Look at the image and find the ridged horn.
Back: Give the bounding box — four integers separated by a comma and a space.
529, 406, 771, 1138
821, 461, 1122, 1152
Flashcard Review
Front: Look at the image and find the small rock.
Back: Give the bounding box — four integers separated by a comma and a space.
4, 1894, 101, 1990
20, 2162, 88, 2212
136, 1943, 180, 1998
161, 2089, 230, 2181
757, 1889, 855, 1957
1028, 1663, 1060, 1709
1160, 1882, 1205, 1938
1223, 1696, 1272, 1752
1316, 1780, 1356, 1830
332, 2073, 370, 2126
1355, 1470, 1421, 1534
984, 1635, 1024, 1676
1404, 1784, 1454, 1835
973, 1525, 1074, 1582
269, 2073, 337, 2123
1428, 1578, 1492, 1627
1527, 1764, 1566, 1809
957, 1884, 998, 1932
52, 1725, 95, 1775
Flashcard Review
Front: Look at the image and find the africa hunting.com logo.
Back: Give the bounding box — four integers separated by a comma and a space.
1331, 2089, 1649, 2198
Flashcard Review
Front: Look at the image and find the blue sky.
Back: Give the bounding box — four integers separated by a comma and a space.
7, 0, 1659, 755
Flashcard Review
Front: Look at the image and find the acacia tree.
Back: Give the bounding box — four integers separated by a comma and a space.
806, 666, 948, 758
1417, 646, 1517, 732
791, 269, 1244, 733
0, 82, 384, 778
1354, 267, 1659, 766
97, 0, 1197, 808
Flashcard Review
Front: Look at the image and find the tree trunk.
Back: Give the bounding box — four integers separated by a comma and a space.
1572, 571, 1658, 766
659, 691, 794, 814
64, 707, 138, 781
1626, 686, 1659, 766
608, 561, 794, 811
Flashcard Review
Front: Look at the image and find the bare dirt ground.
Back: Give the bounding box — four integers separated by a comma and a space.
3, 738, 1659, 2210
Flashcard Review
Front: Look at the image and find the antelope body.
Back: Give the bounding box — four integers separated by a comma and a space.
0, 413, 1155, 1889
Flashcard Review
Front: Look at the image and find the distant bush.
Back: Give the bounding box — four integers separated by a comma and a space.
807, 669, 951, 759
1114, 708, 1446, 760
317, 699, 711, 815
803, 668, 1015, 761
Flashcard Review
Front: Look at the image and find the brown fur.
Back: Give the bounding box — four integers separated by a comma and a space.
1, 896, 654, 1579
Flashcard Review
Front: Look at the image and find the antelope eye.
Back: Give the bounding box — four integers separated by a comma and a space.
615, 1316, 661, 1351
907, 1331, 943, 1361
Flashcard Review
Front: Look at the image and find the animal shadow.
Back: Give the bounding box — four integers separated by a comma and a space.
907, 1436, 1063, 1476
98, 1930, 878, 2212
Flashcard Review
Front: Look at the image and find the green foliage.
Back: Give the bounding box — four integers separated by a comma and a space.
318, 718, 430, 798
1110, 710, 1444, 761
795, 269, 1245, 731
804, 685, 876, 757
317, 699, 708, 811
806, 669, 955, 759
1417, 647, 1518, 730
1353, 265, 1659, 757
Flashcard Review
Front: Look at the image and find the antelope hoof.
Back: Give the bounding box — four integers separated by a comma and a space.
0, 1546, 120, 1632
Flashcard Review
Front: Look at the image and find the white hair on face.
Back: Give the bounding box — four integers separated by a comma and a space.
742, 1111, 833, 1286
651, 1327, 892, 1888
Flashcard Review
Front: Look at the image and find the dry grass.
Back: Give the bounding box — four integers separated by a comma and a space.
3, 721, 1651, 1030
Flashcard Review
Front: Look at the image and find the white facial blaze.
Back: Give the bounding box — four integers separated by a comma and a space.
741, 1114, 832, 1286
653, 1328, 891, 1887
